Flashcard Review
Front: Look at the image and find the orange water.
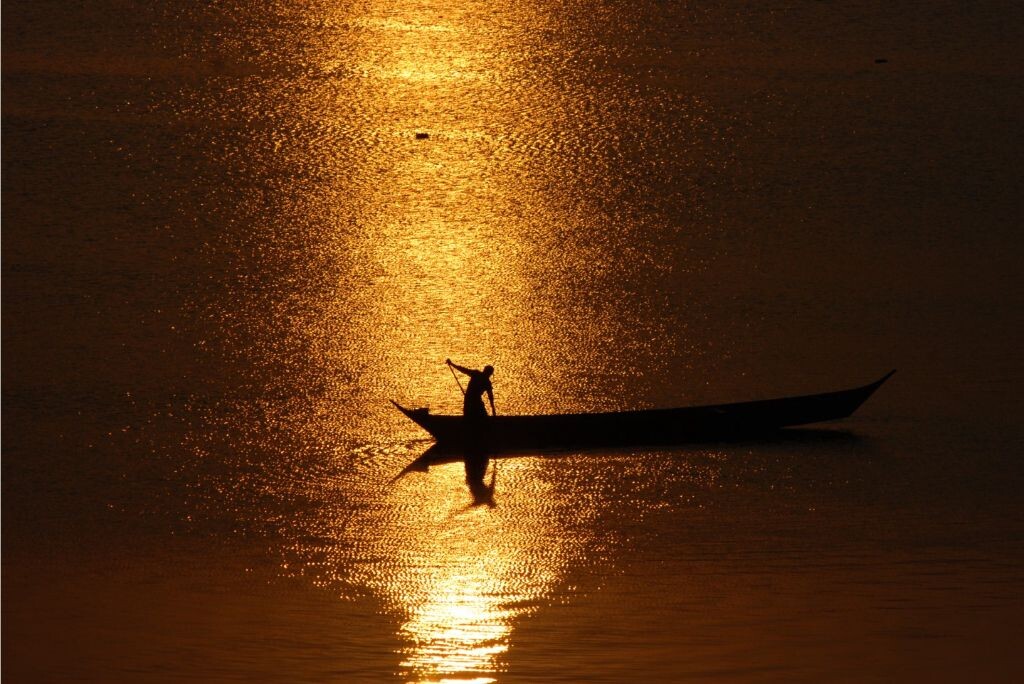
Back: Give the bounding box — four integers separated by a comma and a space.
5, 0, 1023, 681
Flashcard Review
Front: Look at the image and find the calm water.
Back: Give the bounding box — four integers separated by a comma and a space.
4, 0, 1024, 681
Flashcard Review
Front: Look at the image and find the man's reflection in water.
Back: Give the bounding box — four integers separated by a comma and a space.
465, 449, 496, 508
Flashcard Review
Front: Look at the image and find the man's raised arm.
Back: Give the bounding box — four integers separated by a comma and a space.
445, 358, 473, 376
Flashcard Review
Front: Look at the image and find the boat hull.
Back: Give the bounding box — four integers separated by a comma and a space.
392, 371, 894, 450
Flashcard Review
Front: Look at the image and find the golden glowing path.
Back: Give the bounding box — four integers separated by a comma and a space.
244, 1, 627, 680
315, 460, 594, 684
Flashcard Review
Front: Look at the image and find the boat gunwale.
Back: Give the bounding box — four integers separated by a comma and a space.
391, 370, 895, 424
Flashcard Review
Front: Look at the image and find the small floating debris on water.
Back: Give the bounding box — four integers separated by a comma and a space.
874, 58, 889, 64
415, 132, 429, 139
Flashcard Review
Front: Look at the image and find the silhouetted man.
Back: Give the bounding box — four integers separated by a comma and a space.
446, 359, 496, 498
445, 359, 496, 420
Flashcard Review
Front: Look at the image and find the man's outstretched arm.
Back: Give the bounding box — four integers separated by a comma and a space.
446, 358, 474, 376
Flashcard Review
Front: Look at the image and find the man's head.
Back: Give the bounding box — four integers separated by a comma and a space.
483, 365, 494, 377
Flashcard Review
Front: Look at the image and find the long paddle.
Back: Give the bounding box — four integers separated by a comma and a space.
446, 359, 466, 397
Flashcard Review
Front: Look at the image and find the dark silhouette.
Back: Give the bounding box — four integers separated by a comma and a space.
446, 359, 497, 506
465, 454, 497, 507
445, 359, 496, 419
393, 370, 896, 450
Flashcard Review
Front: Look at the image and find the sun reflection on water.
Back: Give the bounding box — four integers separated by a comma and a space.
302, 459, 591, 684
396, 517, 513, 682
268, 4, 616, 677
183, 0, 686, 679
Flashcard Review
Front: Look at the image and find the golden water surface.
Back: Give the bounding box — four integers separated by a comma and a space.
5, 0, 1024, 681
183, 2, 689, 680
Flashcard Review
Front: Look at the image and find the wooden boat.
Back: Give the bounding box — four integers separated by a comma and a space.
392, 371, 895, 450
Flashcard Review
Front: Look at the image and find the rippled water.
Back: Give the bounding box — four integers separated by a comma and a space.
5, 0, 1024, 681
